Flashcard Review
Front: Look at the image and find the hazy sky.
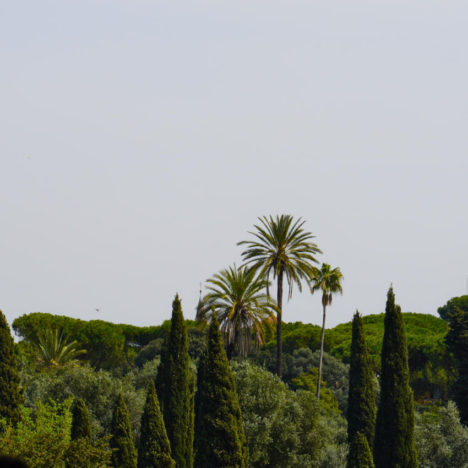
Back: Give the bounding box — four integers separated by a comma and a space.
1, 1, 467, 331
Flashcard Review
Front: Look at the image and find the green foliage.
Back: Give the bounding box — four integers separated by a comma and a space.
194, 316, 248, 468
155, 295, 194, 468
438, 295, 468, 321
415, 401, 468, 468
71, 398, 91, 440
138, 382, 175, 468
20, 363, 145, 438
347, 432, 374, 468
203, 264, 277, 358
291, 369, 340, 414
0, 399, 72, 468
445, 305, 468, 424
33, 328, 85, 368
13, 312, 166, 370
232, 360, 348, 468
374, 288, 417, 468
271, 312, 450, 400
0, 310, 23, 425
254, 347, 350, 412
238, 214, 321, 376
111, 394, 137, 468
347, 312, 376, 451
65, 436, 113, 468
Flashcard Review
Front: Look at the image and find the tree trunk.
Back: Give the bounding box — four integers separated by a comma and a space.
276, 270, 284, 377
317, 301, 327, 399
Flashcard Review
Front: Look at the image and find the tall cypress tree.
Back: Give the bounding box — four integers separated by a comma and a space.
348, 432, 375, 468
194, 315, 248, 468
0, 310, 22, 425
71, 398, 91, 440
374, 287, 417, 468
111, 393, 137, 468
445, 306, 468, 424
347, 311, 376, 450
155, 295, 193, 468
138, 381, 175, 468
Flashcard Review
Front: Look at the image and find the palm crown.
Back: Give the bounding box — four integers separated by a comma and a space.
238, 215, 321, 299
238, 214, 321, 376
203, 264, 277, 358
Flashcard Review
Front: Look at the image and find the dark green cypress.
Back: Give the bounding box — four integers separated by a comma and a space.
155, 295, 194, 468
347, 311, 376, 450
348, 432, 375, 468
374, 287, 417, 468
71, 398, 91, 440
445, 306, 468, 424
194, 315, 248, 468
0, 310, 22, 425
138, 381, 175, 468
111, 393, 137, 468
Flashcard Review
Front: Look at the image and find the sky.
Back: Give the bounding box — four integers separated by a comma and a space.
1, 1, 467, 332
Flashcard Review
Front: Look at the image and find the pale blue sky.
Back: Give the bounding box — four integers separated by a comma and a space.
1, 1, 467, 330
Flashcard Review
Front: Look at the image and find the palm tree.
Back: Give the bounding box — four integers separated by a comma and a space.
203, 264, 277, 359
310, 263, 343, 399
32, 327, 86, 368
238, 215, 321, 376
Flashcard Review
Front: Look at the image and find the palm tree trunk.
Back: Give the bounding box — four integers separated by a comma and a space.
276, 269, 284, 377
317, 302, 327, 399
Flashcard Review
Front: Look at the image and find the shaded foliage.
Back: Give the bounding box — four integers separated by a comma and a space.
71, 398, 91, 441
445, 305, 468, 424
438, 295, 468, 321
232, 360, 347, 468
415, 401, 468, 468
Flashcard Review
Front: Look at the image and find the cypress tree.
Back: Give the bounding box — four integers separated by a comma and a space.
138, 381, 175, 468
347, 311, 376, 450
111, 393, 137, 468
348, 432, 375, 468
194, 315, 248, 468
71, 398, 91, 440
445, 306, 468, 424
155, 295, 194, 468
374, 287, 417, 468
0, 310, 22, 425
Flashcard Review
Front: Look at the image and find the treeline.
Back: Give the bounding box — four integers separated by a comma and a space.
2, 291, 468, 467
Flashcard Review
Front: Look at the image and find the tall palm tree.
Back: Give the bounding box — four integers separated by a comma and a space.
310, 263, 343, 399
203, 264, 277, 359
238, 215, 321, 376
